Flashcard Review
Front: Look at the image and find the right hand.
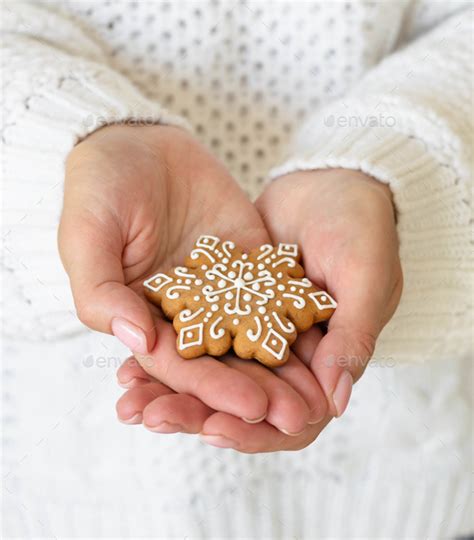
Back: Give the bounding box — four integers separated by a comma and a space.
59, 124, 327, 431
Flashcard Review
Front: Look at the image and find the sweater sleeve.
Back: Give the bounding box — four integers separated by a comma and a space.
0, 1, 189, 340
269, 8, 473, 363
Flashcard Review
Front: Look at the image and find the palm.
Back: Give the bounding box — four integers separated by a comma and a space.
103, 125, 270, 308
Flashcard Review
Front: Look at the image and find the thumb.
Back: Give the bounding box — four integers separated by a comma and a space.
58, 209, 156, 354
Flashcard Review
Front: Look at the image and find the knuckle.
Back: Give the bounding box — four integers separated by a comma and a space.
75, 301, 97, 329
354, 329, 376, 361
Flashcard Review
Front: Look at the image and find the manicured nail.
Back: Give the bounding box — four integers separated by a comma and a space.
118, 376, 150, 389
112, 318, 148, 354
145, 421, 184, 434
279, 427, 306, 437
119, 413, 142, 425
308, 410, 325, 425
200, 434, 238, 449
242, 413, 267, 424
332, 370, 353, 417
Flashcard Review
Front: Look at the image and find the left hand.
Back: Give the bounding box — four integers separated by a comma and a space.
116, 168, 403, 452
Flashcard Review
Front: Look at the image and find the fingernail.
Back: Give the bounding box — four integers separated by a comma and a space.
308, 407, 326, 426
112, 318, 148, 354
279, 427, 306, 437
241, 413, 267, 424
118, 377, 150, 389
332, 370, 353, 417
145, 421, 184, 433
119, 413, 142, 425
199, 434, 238, 449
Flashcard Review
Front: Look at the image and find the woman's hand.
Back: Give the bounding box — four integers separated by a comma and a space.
59, 125, 328, 431
59, 124, 267, 351
256, 168, 403, 417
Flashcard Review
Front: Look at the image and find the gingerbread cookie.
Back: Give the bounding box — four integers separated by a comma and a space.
143, 235, 337, 367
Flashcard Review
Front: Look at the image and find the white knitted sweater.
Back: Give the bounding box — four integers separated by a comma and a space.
1, 1, 472, 538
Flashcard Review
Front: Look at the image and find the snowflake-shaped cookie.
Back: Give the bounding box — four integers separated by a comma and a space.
144, 235, 337, 367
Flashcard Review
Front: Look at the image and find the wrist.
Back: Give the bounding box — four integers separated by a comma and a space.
275, 167, 396, 222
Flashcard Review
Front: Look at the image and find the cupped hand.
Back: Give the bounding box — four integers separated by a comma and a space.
59, 125, 328, 431
256, 168, 403, 417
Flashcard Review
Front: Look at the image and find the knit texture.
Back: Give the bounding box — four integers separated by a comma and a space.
1, 1, 472, 538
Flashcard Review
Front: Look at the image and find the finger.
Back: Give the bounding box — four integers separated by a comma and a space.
116, 381, 172, 424
143, 394, 214, 434
58, 197, 156, 353
224, 357, 310, 435
291, 326, 323, 366
200, 412, 331, 453
310, 261, 401, 418
272, 351, 327, 424
117, 356, 154, 388
136, 319, 268, 423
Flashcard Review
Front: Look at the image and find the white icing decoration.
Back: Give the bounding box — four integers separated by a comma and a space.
179, 307, 205, 322
179, 323, 204, 350
262, 328, 287, 361
175, 267, 197, 279
233, 318, 239, 325
221, 240, 235, 258
196, 235, 219, 249
166, 285, 191, 299
277, 243, 298, 257
283, 293, 306, 309
247, 316, 262, 342
210, 316, 225, 339
289, 278, 312, 288
144, 273, 172, 292
272, 256, 296, 268
257, 245, 273, 260
203, 260, 276, 315
190, 248, 216, 263
273, 312, 296, 333
308, 291, 337, 310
